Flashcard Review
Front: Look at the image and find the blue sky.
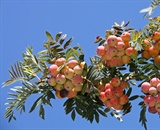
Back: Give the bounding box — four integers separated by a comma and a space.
1, 0, 160, 130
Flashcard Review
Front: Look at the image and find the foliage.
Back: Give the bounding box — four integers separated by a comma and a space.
2, 1, 160, 130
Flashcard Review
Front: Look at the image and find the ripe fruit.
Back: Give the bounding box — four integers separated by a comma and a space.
67, 88, 77, 98
105, 83, 114, 89
141, 82, 151, 94
60, 89, 69, 98
125, 47, 137, 57
119, 95, 129, 105
121, 32, 130, 42
122, 55, 131, 64
145, 95, 156, 107
99, 92, 107, 102
64, 67, 74, 79
64, 80, 74, 91
149, 87, 158, 96
157, 83, 160, 92
105, 88, 114, 99
152, 31, 160, 41
116, 50, 125, 57
55, 58, 66, 66
110, 77, 121, 87
67, 60, 79, 68
96, 46, 106, 56
107, 35, 118, 47
116, 42, 125, 51
124, 41, 130, 48
56, 74, 66, 84
153, 40, 160, 50
142, 51, 151, 60
156, 93, 160, 102
48, 77, 57, 86
120, 81, 127, 89
148, 46, 159, 58
55, 91, 62, 99
74, 85, 83, 91
116, 37, 123, 42
106, 47, 117, 57
73, 65, 83, 75
110, 97, 120, 106
114, 87, 123, 97
148, 107, 157, 114
154, 55, 160, 64
55, 84, 63, 90
72, 76, 83, 86
150, 77, 160, 87
155, 103, 160, 112
97, 85, 105, 92
113, 104, 123, 110
48, 64, 59, 77
142, 39, 151, 51
104, 100, 112, 108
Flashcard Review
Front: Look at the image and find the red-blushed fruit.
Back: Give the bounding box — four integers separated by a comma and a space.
64, 67, 74, 79
142, 39, 151, 51
107, 35, 118, 47
121, 32, 130, 42
110, 97, 120, 106
154, 55, 160, 64
60, 89, 69, 98
105, 88, 114, 99
104, 100, 112, 108
112, 57, 123, 67
110, 77, 121, 87
55, 90, 62, 99
152, 31, 160, 41
119, 94, 129, 105
104, 41, 110, 49
116, 37, 123, 42
48, 77, 57, 86
113, 104, 123, 110
55, 58, 66, 66
101, 52, 113, 61
97, 85, 105, 92
116, 42, 125, 51
67, 88, 77, 98
96, 46, 106, 56
106, 47, 117, 57
150, 77, 160, 87
153, 40, 160, 51
148, 46, 159, 58
99, 92, 107, 102
72, 76, 83, 86
156, 93, 160, 102
142, 51, 151, 60
120, 81, 127, 89
143, 96, 148, 105
155, 103, 160, 112
125, 47, 137, 57
73, 65, 83, 75
114, 87, 123, 97
60, 66, 68, 74
56, 74, 66, 84
105, 83, 114, 90
64, 80, 74, 91
55, 84, 63, 90
48, 64, 59, 77
106, 60, 115, 68
157, 83, 160, 92
148, 107, 157, 114
67, 60, 79, 68
122, 55, 131, 64
141, 82, 151, 94
149, 87, 158, 96
145, 95, 156, 107
74, 84, 83, 92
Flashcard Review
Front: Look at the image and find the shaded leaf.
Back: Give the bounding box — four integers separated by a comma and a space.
39, 104, 45, 120
71, 110, 76, 121
55, 32, 62, 42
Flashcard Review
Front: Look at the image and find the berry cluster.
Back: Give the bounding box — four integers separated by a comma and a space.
141, 77, 160, 115
141, 31, 160, 64
48, 58, 86, 99
96, 32, 137, 68
98, 77, 129, 110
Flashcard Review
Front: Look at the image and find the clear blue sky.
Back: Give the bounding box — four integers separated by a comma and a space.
1, 0, 160, 130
